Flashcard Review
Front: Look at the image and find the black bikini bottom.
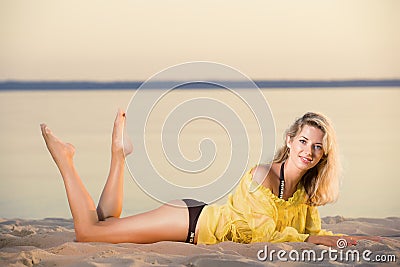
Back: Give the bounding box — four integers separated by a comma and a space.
182, 199, 207, 244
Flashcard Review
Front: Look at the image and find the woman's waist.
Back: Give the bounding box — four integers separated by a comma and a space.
198, 204, 252, 243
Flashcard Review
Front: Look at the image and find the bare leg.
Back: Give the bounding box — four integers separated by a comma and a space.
97, 109, 133, 220
41, 116, 189, 244
40, 123, 99, 238
83, 199, 189, 244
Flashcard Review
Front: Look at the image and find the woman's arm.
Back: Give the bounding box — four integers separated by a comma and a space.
305, 206, 381, 246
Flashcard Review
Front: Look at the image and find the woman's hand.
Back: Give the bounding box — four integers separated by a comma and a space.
306, 235, 356, 247
306, 235, 381, 247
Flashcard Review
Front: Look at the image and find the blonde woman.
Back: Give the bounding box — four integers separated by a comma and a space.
41, 110, 379, 246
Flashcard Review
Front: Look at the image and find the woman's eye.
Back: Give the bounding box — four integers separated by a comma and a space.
315, 145, 322, 150
299, 139, 306, 144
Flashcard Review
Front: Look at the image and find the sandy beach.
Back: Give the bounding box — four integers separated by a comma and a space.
1, 216, 399, 266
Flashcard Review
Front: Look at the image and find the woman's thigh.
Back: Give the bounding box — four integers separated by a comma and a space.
82, 200, 189, 243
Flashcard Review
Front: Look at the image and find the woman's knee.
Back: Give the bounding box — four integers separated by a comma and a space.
74, 222, 104, 242
75, 227, 92, 242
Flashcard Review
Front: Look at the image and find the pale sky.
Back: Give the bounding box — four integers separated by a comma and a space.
0, 0, 399, 81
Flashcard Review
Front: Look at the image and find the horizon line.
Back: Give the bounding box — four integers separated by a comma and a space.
1, 79, 399, 90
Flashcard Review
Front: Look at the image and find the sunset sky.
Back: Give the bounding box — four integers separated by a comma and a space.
1, 0, 399, 81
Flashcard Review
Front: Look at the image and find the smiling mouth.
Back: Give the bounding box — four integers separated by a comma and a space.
300, 156, 312, 164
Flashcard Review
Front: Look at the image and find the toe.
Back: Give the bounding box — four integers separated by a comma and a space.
44, 125, 51, 134
41, 124, 52, 136
118, 108, 125, 117
40, 123, 47, 134
115, 108, 124, 122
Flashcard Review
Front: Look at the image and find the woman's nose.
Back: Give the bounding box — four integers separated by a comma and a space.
304, 145, 312, 156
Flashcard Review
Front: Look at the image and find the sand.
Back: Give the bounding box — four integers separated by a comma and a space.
1, 217, 399, 266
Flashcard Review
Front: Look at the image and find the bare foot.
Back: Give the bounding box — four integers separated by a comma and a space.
112, 109, 133, 156
40, 124, 76, 164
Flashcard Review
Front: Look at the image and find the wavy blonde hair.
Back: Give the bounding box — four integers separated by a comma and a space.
274, 112, 341, 206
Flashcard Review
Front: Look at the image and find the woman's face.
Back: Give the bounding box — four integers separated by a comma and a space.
287, 125, 325, 171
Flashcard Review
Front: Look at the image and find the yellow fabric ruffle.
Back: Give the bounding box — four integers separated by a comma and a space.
197, 167, 338, 244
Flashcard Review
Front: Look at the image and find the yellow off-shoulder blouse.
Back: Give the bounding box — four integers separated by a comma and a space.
197, 168, 336, 244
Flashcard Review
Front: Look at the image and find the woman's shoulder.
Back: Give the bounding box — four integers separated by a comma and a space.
250, 164, 270, 182
250, 163, 278, 190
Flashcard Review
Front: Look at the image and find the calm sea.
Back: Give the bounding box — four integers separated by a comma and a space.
0, 81, 399, 219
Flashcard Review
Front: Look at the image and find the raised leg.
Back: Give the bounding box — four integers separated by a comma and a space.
96, 109, 133, 220
40, 123, 99, 238
41, 113, 190, 244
